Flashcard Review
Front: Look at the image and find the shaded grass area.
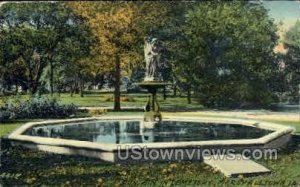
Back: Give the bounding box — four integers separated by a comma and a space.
1, 136, 300, 186
1, 111, 300, 186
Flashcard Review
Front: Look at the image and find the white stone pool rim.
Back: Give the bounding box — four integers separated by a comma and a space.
7, 116, 294, 162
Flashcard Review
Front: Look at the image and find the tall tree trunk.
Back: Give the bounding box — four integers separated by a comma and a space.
50, 61, 54, 96
187, 84, 191, 104
80, 77, 84, 98
0, 74, 4, 95
80, 85, 83, 97
173, 85, 177, 96
74, 75, 78, 94
70, 82, 74, 97
15, 83, 18, 93
26, 58, 44, 96
163, 86, 167, 100
29, 80, 38, 95
114, 56, 121, 111
115, 123, 120, 144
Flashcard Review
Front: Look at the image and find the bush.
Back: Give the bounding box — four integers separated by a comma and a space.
121, 96, 135, 102
103, 95, 135, 102
0, 96, 78, 122
0, 105, 13, 122
103, 96, 113, 102
88, 108, 107, 116
195, 81, 276, 109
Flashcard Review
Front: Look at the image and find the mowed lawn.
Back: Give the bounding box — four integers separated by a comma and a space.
0, 92, 202, 110
1, 95, 300, 186
1, 93, 299, 135
1, 145, 300, 186
1, 112, 300, 186
163, 112, 300, 134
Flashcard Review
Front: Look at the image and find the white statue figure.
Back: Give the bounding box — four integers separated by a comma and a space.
144, 37, 163, 81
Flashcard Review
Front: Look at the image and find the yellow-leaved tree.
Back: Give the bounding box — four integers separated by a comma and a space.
68, 2, 182, 110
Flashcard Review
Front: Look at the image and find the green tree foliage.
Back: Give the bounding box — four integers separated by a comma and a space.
0, 2, 91, 95
283, 20, 300, 101
69, 2, 185, 110
178, 1, 278, 108
0, 1, 283, 109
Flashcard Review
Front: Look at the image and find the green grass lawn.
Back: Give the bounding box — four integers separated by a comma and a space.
0, 92, 203, 111
163, 112, 300, 134
1, 132, 300, 186
1, 112, 300, 186
1, 106, 300, 186
260, 120, 300, 134
0, 119, 44, 137
0, 123, 23, 136
56, 93, 204, 111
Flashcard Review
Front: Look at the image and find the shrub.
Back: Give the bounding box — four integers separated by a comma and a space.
0, 96, 78, 122
103, 95, 135, 102
0, 104, 13, 122
88, 108, 107, 116
103, 96, 113, 102
121, 96, 135, 102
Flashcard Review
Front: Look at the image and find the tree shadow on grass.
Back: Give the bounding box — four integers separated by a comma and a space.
2, 170, 118, 186
1, 143, 118, 186
281, 134, 300, 154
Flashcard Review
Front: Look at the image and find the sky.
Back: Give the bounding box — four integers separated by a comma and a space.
262, 0, 300, 29
261, 1, 300, 53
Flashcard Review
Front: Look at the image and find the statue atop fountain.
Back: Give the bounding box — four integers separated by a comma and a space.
136, 37, 169, 123
144, 37, 163, 82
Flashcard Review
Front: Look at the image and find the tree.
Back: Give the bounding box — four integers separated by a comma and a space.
45, 30, 93, 97
68, 2, 139, 110
0, 2, 91, 95
69, 2, 184, 110
283, 20, 300, 102
0, 28, 26, 93
1, 26, 48, 94
180, 1, 278, 108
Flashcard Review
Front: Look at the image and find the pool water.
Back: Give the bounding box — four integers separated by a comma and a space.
23, 120, 273, 144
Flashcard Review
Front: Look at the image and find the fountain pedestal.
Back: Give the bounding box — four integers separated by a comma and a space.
136, 81, 167, 122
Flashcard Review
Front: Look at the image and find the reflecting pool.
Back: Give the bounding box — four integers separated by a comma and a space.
23, 120, 273, 144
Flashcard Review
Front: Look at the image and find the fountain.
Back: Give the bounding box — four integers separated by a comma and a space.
136, 37, 168, 123
7, 37, 294, 164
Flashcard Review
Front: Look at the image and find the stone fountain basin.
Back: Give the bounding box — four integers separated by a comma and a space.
7, 116, 294, 163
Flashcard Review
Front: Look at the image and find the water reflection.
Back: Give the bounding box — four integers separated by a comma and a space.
24, 121, 273, 144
